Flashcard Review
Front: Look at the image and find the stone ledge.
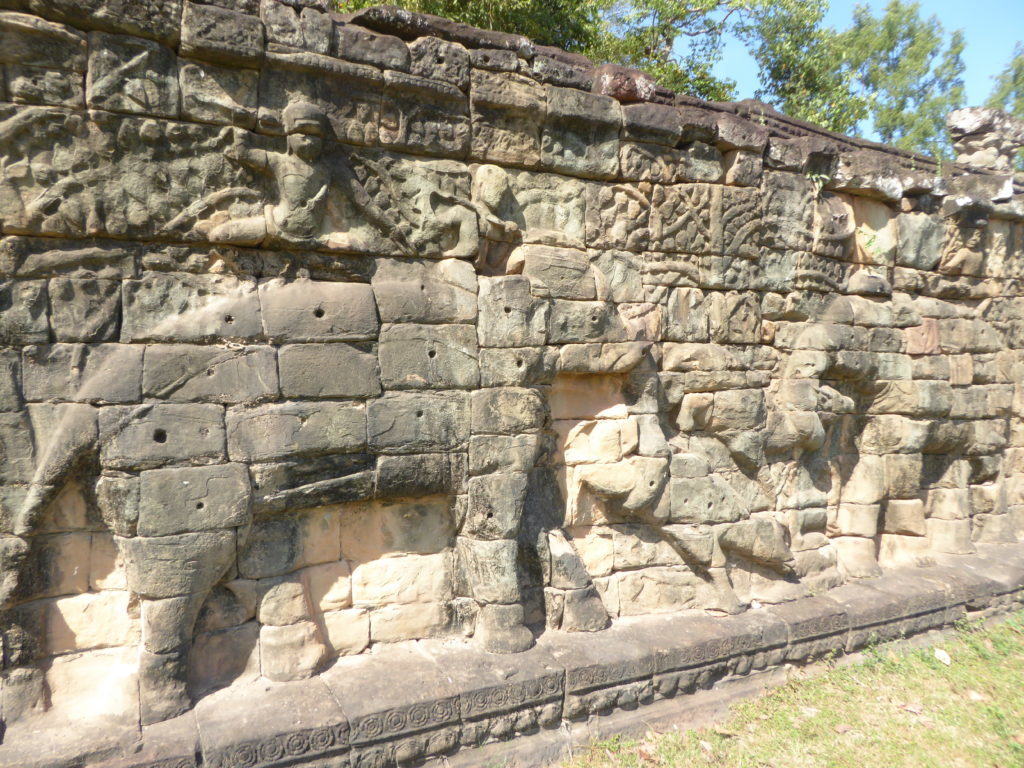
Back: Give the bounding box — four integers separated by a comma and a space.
5, 543, 1023, 768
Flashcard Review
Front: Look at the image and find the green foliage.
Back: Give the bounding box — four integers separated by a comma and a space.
841, 0, 966, 159
584, 0, 748, 102
333, 0, 605, 52
741, 0, 867, 133
335, 0, 974, 158
986, 43, 1024, 170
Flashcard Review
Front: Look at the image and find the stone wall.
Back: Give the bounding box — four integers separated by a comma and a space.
1, 0, 1024, 758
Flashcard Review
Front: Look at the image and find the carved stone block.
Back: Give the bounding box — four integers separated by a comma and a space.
470, 70, 545, 167
541, 86, 620, 180
143, 344, 278, 403
366, 392, 469, 454
178, 58, 258, 128
226, 401, 366, 462
137, 463, 251, 536
86, 32, 179, 117
181, 1, 264, 68
379, 71, 469, 158
47, 277, 120, 342
22, 342, 142, 403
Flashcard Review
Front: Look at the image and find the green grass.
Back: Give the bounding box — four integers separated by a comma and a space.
564, 612, 1024, 768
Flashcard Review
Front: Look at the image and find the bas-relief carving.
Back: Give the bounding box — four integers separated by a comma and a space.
1, 11, 1023, 739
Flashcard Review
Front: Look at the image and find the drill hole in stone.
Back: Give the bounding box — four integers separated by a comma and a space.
152, 428, 168, 444
503, 306, 511, 314
313, 307, 325, 319
196, 501, 204, 510
416, 410, 424, 418
205, 368, 215, 377
428, 349, 437, 358
224, 314, 234, 324
515, 359, 523, 368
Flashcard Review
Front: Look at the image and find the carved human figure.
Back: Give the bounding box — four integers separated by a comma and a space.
209, 101, 330, 248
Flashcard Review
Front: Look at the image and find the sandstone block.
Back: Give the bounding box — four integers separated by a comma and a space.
259, 621, 327, 682
278, 343, 381, 398
142, 344, 277, 403
22, 343, 142, 403
465, 473, 527, 540
181, 1, 264, 67
226, 402, 365, 462
137, 463, 251, 537
367, 392, 468, 453
86, 32, 179, 117
477, 276, 547, 347
99, 403, 225, 470
48, 278, 120, 342
44, 590, 137, 654
372, 258, 477, 325
470, 387, 545, 435
119, 529, 235, 598
322, 607, 369, 656
378, 324, 479, 390
260, 279, 379, 341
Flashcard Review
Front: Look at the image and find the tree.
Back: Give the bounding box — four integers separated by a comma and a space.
986, 43, 1024, 170
334, 0, 605, 53
841, 0, 965, 158
741, 0, 867, 134
584, 0, 750, 101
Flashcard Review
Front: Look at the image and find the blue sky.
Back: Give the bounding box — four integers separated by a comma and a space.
715, 0, 1023, 126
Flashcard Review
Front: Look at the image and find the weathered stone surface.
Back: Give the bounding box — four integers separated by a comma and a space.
137, 463, 251, 536
378, 324, 479, 390
99, 403, 226, 470
3, 3, 1024, 751
367, 392, 469, 453
86, 32, 179, 117
143, 344, 277, 403
260, 278, 379, 341
278, 342, 381, 398
182, 2, 263, 65
226, 402, 365, 461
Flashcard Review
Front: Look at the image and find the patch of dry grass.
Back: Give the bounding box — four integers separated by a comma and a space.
564, 612, 1024, 768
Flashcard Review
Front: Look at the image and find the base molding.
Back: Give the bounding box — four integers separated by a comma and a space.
4, 544, 1024, 768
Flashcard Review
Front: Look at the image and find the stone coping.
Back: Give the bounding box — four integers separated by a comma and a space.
4, 543, 1023, 768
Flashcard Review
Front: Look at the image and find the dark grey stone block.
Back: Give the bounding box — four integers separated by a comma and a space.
99, 403, 226, 470
120, 529, 236, 598
250, 453, 375, 513
137, 463, 251, 536
259, 279, 379, 342
226, 401, 366, 462
143, 344, 278, 403
181, 1, 264, 67
22, 343, 143, 403
378, 324, 479, 391
278, 342, 381, 399
367, 392, 468, 454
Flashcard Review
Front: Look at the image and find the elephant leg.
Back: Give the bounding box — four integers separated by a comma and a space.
460, 472, 533, 653
118, 529, 237, 724
546, 529, 608, 632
